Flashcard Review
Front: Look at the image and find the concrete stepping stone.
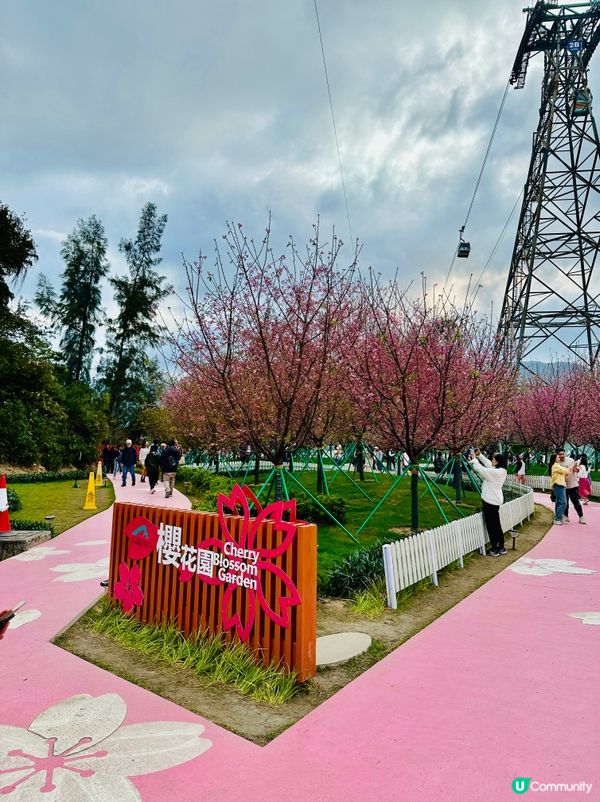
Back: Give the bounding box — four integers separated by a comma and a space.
316, 632, 372, 666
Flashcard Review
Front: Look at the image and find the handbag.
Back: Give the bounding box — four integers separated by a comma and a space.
550, 486, 556, 502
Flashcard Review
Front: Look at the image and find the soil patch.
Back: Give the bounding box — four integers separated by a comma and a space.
56, 503, 553, 745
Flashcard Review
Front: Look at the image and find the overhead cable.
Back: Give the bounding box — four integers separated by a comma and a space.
314, 0, 354, 244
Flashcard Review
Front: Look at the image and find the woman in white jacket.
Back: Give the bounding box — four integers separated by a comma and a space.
469, 449, 508, 556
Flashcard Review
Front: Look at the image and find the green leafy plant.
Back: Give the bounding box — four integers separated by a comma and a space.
295, 493, 348, 524
350, 577, 388, 618
83, 596, 302, 705
320, 539, 390, 598
7, 487, 21, 512
7, 470, 87, 484
10, 518, 55, 537
177, 466, 214, 492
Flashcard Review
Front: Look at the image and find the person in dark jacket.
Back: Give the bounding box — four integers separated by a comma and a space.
120, 439, 138, 487
160, 439, 182, 498
144, 444, 161, 494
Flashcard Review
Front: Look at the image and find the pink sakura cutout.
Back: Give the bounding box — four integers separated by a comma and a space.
195, 484, 303, 641
113, 562, 144, 613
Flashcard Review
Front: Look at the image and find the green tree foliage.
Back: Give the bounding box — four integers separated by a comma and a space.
0, 203, 108, 468
35, 216, 109, 383
0, 329, 108, 469
0, 332, 67, 469
98, 202, 171, 432
0, 202, 38, 310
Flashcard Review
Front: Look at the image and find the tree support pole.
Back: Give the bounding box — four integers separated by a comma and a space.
284, 469, 361, 544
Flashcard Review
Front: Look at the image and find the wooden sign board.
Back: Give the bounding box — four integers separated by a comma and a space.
109, 489, 317, 680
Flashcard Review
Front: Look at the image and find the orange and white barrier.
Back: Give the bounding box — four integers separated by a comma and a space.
0, 474, 11, 533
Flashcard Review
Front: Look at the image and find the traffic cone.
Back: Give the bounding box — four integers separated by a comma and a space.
0, 474, 11, 533
83, 472, 97, 510
95, 460, 103, 487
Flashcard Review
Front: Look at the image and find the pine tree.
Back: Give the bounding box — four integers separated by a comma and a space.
36, 215, 109, 383
0, 202, 38, 325
99, 202, 171, 429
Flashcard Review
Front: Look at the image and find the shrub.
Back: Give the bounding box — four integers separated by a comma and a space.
186, 470, 236, 513
199, 476, 237, 511
177, 466, 214, 493
10, 518, 55, 537
7, 487, 21, 512
320, 540, 389, 598
295, 494, 347, 524
6, 470, 87, 484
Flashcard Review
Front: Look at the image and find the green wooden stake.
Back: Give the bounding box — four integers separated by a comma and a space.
255, 467, 276, 501
354, 464, 411, 537
418, 467, 450, 524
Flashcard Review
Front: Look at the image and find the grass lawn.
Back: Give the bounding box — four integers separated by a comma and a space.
12, 480, 115, 536
178, 468, 482, 576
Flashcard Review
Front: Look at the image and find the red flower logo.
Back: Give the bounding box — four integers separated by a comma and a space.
113, 562, 144, 613
196, 485, 302, 641
124, 516, 158, 561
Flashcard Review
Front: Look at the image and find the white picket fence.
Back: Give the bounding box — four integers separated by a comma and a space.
523, 474, 600, 497
383, 484, 535, 609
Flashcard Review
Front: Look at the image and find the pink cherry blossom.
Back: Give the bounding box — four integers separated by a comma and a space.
113, 562, 144, 614
194, 484, 301, 641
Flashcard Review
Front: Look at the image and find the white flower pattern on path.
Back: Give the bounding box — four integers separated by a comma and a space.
509, 558, 596, 576
569, 612, 600, 626
0, 693, 212, 800
50, 558, 110, 583
74, 540, 109, 547
8, 610, 41, 630
12, 547, 70, 562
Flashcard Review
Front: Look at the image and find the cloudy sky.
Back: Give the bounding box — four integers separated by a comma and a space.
2, 0, 599, 339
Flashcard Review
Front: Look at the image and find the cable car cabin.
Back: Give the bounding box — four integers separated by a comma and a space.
457, 241, 471, 258
573, 89, 591, 117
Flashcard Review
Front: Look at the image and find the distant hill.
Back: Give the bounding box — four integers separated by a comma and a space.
521, 360, 575, 378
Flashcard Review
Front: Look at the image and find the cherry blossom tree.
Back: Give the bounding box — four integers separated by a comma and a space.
437, 317, 517, 499
350, 275, 513, 528
169, 218, 359, 499
511, 362, 586, 454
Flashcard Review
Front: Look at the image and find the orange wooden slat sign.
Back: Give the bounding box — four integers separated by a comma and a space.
109, 500, 317, 680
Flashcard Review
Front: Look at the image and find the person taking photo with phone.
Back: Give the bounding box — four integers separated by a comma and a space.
468, 449, 508, 557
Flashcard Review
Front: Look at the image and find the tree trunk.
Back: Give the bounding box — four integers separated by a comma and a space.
254, 454, 260, 485
274, 466, 283, 501
356, 440, 365, 482
316, 449, 324, 495
453, 456, 463, 502
411, 465, 419, 531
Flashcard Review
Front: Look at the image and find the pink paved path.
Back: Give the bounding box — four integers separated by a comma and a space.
0, 482, 598, 801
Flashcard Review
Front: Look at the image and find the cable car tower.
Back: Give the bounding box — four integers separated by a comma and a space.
498, 0, 600, 369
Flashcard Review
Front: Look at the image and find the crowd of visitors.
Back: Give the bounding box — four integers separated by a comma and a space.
100, 438, 183, 499
549, 449, 588, 525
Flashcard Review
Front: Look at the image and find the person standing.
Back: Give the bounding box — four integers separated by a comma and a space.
138, 440, 150, 483
469, 449, 508, 556
516, 454, 526, 484
101, 442, 112, 479
550, 450, 570, 524
560, 450, 586, 524
144, 444, 161, 494
113, 445, 122, 477
160, 439, 182, 498
578, 454, 591, 505
120, 439, 138, 487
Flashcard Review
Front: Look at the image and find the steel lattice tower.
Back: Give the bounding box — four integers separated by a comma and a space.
499, 0, 600, 369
